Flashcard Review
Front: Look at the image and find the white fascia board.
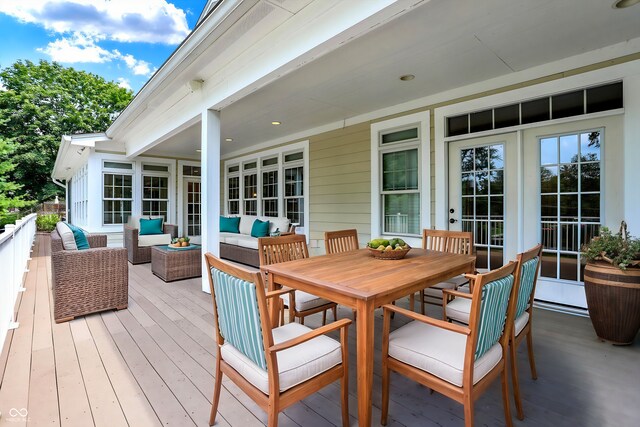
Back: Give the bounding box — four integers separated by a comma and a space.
122, 0, 425, 159
52, 133, 110, 180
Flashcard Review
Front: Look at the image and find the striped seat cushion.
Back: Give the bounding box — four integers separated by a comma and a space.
211, 268, 267, 369
475, 274, 514, 360
515, 258, 539, 318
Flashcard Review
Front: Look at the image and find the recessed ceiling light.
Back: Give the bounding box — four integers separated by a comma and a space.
399, 74, 415, 81
614, 0, 640, 7
271, 121, 282, 125
196, 149, 202, 153
225, 138, 233, 142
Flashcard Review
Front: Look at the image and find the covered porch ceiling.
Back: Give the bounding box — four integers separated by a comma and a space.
143, 0, 640, 159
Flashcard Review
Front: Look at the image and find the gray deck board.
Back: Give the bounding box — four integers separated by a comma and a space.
1, 235, 639, 427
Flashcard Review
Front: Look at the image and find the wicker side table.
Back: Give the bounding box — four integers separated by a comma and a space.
151, 245, 202, 282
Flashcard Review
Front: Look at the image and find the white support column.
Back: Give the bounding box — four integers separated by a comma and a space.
201, 109, 221, 293
623, 74, 640, 232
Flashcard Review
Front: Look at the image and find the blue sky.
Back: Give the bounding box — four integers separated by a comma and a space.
0, 0, 209, 92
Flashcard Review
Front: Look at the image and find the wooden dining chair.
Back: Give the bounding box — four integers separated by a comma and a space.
324, 229, 360, 320
324, 229, 359, 255
443, 244, 543, 420
417, 229, 474, 314
205, 253, 351, 427
259, 234, 338, 325
381, 261, 521, 427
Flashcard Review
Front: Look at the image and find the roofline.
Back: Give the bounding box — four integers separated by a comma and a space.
106, 0, 234, 139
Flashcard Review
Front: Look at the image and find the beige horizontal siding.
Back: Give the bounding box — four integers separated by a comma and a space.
309, 123, 371, 251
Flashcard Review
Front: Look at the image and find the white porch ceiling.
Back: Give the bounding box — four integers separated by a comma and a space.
145, 0, 640, 158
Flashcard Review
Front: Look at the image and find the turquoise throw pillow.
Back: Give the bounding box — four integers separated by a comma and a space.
65, 222, 90, 250
140, 218, 163, 235
251, 219, 270, 238
220, 216, 240, 233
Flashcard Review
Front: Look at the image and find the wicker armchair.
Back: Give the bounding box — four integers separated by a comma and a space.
51, 228, 128, 323
124, 223, 178, 264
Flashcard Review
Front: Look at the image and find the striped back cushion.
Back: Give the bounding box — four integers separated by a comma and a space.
515, 257, 539, 318
211, 267, 267, 370
475, 274, 514, 360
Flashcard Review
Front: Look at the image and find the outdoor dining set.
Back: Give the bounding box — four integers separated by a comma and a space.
206, 228, 543, 427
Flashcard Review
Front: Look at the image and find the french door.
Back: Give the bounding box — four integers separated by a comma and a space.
448, 133, 518, 271
183, 178, 201, 243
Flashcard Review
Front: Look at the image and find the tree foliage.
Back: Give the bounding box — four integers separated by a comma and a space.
0, 137, 31, 219
0, 60, 133, 202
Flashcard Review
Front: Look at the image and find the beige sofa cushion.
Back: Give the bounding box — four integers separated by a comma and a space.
445, 297, 472, 324
220, 322, 342, 394
237, 215, 290, 236
389, 320, 502, 387
138, 233, 172, 247
56, 222, 77, 250
238, 215, 258, 235
235, 235, 259, 250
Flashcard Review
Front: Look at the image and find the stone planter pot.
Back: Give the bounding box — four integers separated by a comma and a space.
583, 262, 640, 345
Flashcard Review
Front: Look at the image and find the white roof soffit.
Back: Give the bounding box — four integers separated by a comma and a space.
111, 0, 425, 159
52, 133, 111, 180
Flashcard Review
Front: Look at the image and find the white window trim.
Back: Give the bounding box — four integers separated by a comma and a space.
141, 162, 171, 221
102, 163, 134, 226
371, 111, 430, 248
178, 160, 202, 237
223, 140, 310, 242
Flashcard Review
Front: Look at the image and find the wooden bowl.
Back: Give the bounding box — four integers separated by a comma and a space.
367, 246, 411, 260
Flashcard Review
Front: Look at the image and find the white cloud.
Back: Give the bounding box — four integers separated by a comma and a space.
0, 0, 190, 44
37, 33, 157, 77
116, 77, 132, 91
38, 33, 114, 63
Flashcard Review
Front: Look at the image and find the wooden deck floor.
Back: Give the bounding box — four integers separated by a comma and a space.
1, 235, 639, 427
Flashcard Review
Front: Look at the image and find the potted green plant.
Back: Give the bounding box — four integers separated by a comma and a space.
581, 221, 640, 345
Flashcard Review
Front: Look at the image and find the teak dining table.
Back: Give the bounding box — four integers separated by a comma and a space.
261, 248, 476, 427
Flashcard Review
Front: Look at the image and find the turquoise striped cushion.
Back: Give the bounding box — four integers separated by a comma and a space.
211, 268, 267, 370
475, 274, 514, 360
515, 258, 539, 319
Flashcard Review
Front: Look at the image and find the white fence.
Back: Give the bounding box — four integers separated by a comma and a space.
0, 213, 37, 352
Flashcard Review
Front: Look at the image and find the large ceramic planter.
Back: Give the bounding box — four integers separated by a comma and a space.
583, 262, 640, 345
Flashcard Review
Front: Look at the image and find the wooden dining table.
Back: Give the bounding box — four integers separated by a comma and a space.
261, 247, 476, 427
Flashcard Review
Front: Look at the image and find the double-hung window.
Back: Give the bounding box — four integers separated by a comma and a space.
103, 161, 133, 225
262, 157, 279, 217
243, 162, 258, 215
379, 127, 421, 236
142, 164, 170, 221
284, 152, 304, 226
227, 165, 240, 215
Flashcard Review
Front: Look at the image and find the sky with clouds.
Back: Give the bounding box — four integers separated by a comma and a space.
0, 0, 209, 92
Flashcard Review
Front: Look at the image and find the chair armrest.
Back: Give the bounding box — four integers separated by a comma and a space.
163, 223, 178, 238
269, 318, 352, 353
265, 287, 295, 299
382, 304, 470, 336
442, 289, 473, 300
86, 234, 107, 248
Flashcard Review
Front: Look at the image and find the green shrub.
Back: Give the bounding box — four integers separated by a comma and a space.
36, 214, 60, 232
0, 213, 19, 231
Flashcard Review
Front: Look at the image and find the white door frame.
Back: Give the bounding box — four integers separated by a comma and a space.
177, 160, 201, 237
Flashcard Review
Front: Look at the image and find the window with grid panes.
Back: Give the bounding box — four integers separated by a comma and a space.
103, 173, 133, 224
227, 165, 240, 215
262, 157, 278, 217
243, 162, 257, 215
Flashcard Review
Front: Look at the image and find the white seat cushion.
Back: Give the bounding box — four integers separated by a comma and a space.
239, 215, 258, 235
138, 233, 172, 247
514, 312, 530, 336
56, 222, 77, 250
389, 320, 502, 387
235, 235, 259, 250
281, 291, 334, 312
422, 282, 456, 304
221, 322, 342, 394
445, 297, 472, 324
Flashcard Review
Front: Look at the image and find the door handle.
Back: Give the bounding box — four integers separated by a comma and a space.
449, 218, 458, 224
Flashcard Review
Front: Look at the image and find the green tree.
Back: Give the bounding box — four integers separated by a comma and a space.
0, 137, 30, 221
0, 60, 133, 202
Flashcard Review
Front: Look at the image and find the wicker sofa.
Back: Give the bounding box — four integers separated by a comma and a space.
219, 215, 294, 267
124, 216, 178, 264
51, 228, 128, 323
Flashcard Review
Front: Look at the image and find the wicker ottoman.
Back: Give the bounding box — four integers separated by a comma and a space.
151, 245, 202, 282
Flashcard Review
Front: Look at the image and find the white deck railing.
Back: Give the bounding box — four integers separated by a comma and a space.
0, 213, 37, 352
